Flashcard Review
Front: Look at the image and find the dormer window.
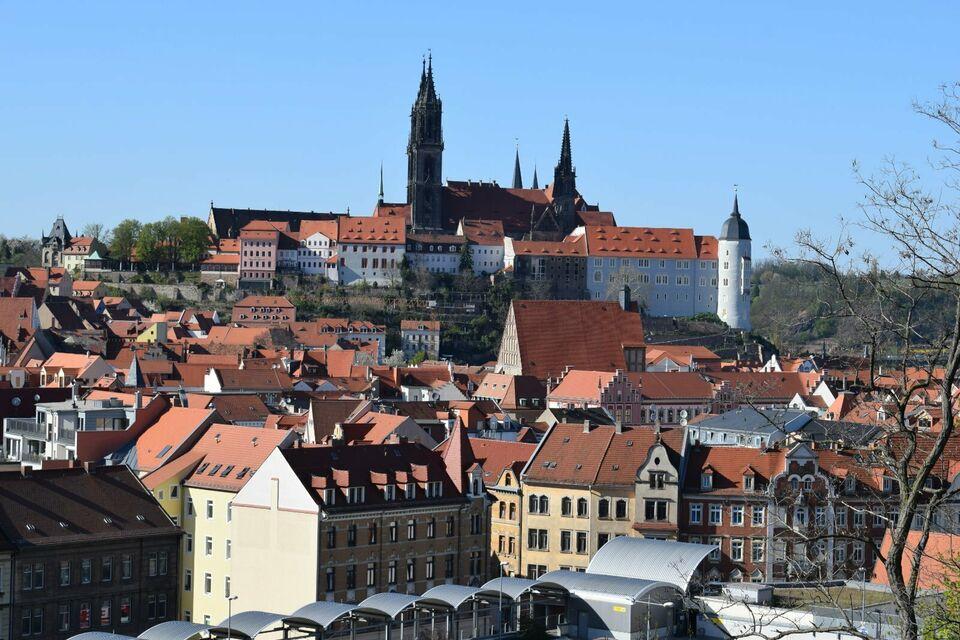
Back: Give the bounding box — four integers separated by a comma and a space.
426, 481, 443, 498
844, 476, 856, 494
385, 485, 396, 501
323, 488, 336, 505
743, 475, 754, 491
405, 483, 416, 499
347, 487, 365, 504
701, 472, 713, 490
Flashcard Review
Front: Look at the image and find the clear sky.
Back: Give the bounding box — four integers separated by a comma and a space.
2, 2, 959, 258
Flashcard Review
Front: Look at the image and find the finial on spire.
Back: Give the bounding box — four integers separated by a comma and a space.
732, 185, 740, 216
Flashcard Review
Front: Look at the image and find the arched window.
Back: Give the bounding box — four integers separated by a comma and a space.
790, 476, 800, 491
577, 498, 588, 517
615, 499, 628, 520
561, 497, 572, 517
598, 499, 610, 519
528, 495, 538, 514
538, 495, 549, 514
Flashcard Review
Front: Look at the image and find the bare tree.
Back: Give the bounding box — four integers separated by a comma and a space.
758, 83, 960, 640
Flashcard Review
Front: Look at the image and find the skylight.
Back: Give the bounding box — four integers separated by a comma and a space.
156, 444, 173, 458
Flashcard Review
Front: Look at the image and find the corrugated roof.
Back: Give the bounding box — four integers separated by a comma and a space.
585, 536, 716, 590
536, 569, 678, 603
284, 602, 356, 629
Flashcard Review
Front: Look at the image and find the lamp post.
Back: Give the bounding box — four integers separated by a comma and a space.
226, 595, 238, 640
498, 561, 509, 640
645, 598, 674, 640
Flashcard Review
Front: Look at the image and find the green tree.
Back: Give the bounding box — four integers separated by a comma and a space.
922, 556, 960, 639
458, 243, 473, 272
135, 221, 165, 265
409, 350, 427, 365
110, 219, 141, 265
177, 217, 214, 264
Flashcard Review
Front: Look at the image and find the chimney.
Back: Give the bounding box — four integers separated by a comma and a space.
582, 419, 591, 434
134, 390, 142, 410
614, 420, 623, 434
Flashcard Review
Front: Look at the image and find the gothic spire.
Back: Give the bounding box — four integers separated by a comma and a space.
512, 145, 523, 189
532, 165, 539, 189
558, 117, 573, 174
732, 191, 741, 217
378, 163, 384, 204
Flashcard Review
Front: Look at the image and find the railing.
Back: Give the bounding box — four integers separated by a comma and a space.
21, 451, 44, 464
4, 418, 46, 439
59, 428, 76, 445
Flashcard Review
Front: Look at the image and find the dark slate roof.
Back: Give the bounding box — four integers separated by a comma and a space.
209, 207, 345, 239
690, 407, 811, 435
0, 465, 179, 546
719, 195, 750, 241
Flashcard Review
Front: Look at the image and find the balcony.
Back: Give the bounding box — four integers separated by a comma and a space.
59, 428, 76, 445
4, 418, 46, 440
21, 450, 44, 464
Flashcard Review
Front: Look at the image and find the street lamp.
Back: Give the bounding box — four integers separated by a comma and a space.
498, 561, 510, 640
645, 598, 674, 640
226, 595, 238, 640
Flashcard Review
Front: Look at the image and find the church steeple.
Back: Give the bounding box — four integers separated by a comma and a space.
531, 165, 539, 189
378, 163, 384, 205
551, 118, 577, 233
407, 53, 444, 229
512, 145, 523, 189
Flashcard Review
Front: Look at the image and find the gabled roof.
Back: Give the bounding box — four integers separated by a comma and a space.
337, 217, 406, 244
507, 299, 645, 381
130, 406, 216, 472
582, 225, 713, 260
179, 424, 294, 492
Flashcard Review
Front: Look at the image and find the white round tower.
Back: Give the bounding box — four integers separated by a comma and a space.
717, 193, 752, 331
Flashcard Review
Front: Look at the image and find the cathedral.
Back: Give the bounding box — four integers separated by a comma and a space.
374, 56, 617, 239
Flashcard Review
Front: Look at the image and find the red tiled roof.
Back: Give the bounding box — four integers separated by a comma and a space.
458, 219, 505, 245
873, 529, 960, 589
401, 320, 440, 331
299, 220, 340, 241
133, 406, 216, 472
234, 295, 294, 308
372, 202, 411, 224
683, 445, 786, 494
509, 299, 645, 381
443, 182, 551, 235
512, 235, 587, 257
0, 298, 34, 343
704, 371, 813, 401
337, 217, 406, 244
182, 424, 293, 492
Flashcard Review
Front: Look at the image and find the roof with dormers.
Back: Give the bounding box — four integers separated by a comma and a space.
337, 217, 406, 245
582, 225, 717, 260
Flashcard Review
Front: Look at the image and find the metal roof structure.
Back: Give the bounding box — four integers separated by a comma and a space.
210, 611, 286, 639
284, 602, 357, 629
353, 593, 420, 619
69, 634, 137, 640
138, 622, 211, 640
477, 576, 538, 600
537, 570, 680, 603
418, 584, 482, 609
586, 536, 716, 590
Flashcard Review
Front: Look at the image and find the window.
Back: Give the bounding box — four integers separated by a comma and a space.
405, 483, 416, 499
598, 533, 610, 549
854, 509, 865, 527
327, 526, 337, 548
389, 521, 398, 542
184, 570, 192, 591
427, 517, 436, 538
81, 559, 92, 584
470, 513, 482, 535
649, 472, 666, 489
366, 563, 376, 587
701, 473, 713, 490
326, 567, 335, 592
60, 560, 70, 586
794, 507, 808, 526
58, 604, 70, 632
815, 506, 827, 527
446, 555, 455, 578
224, 576, 232, 598
751, 505, 765, 526
205, 536, 213, 556
187, 498, 194, 516
225, 540, 232, 560
79, 603, 91, 630
577, 498, 588, 517
560, 530, 572, 552
853, 542, 865, 564
148, 552, 158, 577
708, 503, 722, 525
446, 516, 455, 536
426, 556, 435, 580
347, 486, 365, 504
387, 561, 397, 585
835, 546, 847, 564
598, 499, 610, 519
561, 497, 572, 516
615, 499, 628, 519
100, 600, 110, 627
102, 557, 112, 582
203, 573, 212, 595
406, 558, 415, 582
689, 503, 703, 524
206, 500, 214, 519
731, 505, 744, 526
576, 531, 588, 554
731, 538, 744, 561
369, 523, 378, 544
527, 529, 549, 550
346, 565, 356, 590
709, 537, 722, 561
407, 520, 417, 540
185, 534, 193, 553
836, 507, 848, 528
120, 597, 131, 624
752, 539, 765, 563
645, 499, 668, 521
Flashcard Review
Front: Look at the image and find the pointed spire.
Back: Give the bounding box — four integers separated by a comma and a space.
558, 117, 573, 174
532, 165, 539, 189
441, 417, 475, 494
378, 163, 384, 204
512, 145, 523, 189
732, 186, 741, 217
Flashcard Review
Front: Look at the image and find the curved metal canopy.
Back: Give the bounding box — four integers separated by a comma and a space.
536, 569, 680, 603
477, 576, 538, 600
284, 601, 357, 629
210, 611, 286, 639
353, 593, 420, 619
418, 584, 481, 609
138, 621, 211, 640
586, 536, 716, 590
69, 634, 138, 640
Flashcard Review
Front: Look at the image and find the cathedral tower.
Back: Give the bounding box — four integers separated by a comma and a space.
407, 55, 444, 230
717, 193, 752, 330
551, 119, 577, 233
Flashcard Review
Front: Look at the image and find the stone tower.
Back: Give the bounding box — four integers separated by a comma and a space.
717, 193, 752, 331
550, 119, 577, 234
407, 55, 444, 230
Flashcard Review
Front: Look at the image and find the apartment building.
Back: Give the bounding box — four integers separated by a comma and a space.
400, 320, 441, 360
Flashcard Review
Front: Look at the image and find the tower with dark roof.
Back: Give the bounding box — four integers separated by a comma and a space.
41, 216, 71, 268
512, 146, 523, 189
407, 55, 444, 230
717, 192, 752, 330
551, 119, 578, 234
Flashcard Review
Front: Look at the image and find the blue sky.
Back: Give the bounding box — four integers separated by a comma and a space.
2, 2, 958, 259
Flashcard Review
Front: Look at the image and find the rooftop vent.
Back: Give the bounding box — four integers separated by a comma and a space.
135, 514, 146, 522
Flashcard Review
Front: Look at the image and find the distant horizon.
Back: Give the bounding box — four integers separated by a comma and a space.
3, 3, 959, 261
